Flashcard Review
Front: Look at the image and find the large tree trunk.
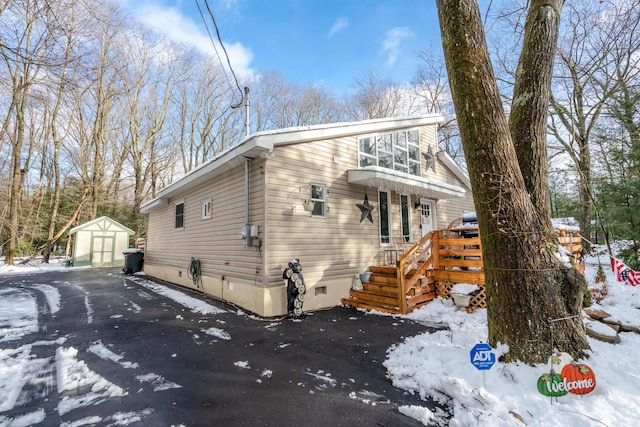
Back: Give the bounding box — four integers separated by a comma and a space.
437, 0, 589, 363
509, 1, 560, 220
5, 81, 30, 266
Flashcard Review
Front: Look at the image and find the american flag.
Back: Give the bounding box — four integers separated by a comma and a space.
612, 257, 640, 286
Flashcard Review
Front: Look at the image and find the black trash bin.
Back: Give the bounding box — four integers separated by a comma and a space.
123, 249, 144, 274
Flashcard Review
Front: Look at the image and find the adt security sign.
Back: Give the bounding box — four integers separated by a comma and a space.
470, 343, 496, 370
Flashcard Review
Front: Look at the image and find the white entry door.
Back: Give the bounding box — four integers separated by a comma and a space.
420, 199, 435, 237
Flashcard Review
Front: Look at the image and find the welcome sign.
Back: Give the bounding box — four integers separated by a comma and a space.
537, 356, 596, 397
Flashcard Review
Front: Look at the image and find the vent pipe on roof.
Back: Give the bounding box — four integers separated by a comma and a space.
244, 86, 250, 136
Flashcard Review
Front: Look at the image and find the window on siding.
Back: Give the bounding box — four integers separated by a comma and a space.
201, 199, 212, 220
358, 129, 422, 176
175, 201, 185, 229
358, 137, 377, 167
310, 183, 326, 217
379, 190, 390, 244
400, 194, 411, 242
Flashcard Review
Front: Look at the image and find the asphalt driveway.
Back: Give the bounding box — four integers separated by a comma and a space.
0, 267, 444, 426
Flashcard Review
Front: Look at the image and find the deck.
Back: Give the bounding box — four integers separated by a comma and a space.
341, 226, 583, 314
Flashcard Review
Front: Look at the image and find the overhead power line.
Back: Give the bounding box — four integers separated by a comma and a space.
194, 0, 244, 108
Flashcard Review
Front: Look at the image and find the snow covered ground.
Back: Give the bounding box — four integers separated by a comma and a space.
385, 248, 640, 426
1, 249, 640, 426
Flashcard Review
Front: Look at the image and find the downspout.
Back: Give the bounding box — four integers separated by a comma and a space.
244, 87, 251, 246
245, 158, 250, 246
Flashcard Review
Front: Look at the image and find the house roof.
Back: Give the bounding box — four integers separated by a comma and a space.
68, 216, 135, 235
141, 114, 469, 213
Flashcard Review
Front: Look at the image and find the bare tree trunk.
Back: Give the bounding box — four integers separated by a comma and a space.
117, 30, 177, 238
82, 5, 124, 221
43, 3, 77, 263
6, 75, 36, 264
437, 0, 589, 363
21, 188, 91, 264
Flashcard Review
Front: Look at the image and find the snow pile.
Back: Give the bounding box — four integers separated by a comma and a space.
0, 288, 39, 342
87, 341, 139, 369
202, 327, 232, 340
135, 373, 182, 392
127, 276, 226, 315
56, 346, 126, 415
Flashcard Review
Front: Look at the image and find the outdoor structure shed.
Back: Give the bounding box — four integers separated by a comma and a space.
140, 115, 475, 316
68, 216, 135, 267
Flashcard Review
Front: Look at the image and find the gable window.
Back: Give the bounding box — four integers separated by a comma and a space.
358, 129, 421, 177
310, 183, 326, 217
175, 201, 185, 229
359, 137, 377, 167
407, 129, 421, 175
201, 198, 212, 220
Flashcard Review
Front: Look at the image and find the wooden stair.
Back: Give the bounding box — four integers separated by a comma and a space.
342, 266, 436, 313
342, 225, 584, 315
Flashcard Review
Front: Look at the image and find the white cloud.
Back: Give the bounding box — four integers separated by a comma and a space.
328, 17, 349, 37
123, 2, 255, 81
216, 0, 239, 11
380, 26, 413, 66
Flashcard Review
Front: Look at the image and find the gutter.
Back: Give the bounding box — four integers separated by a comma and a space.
140, 137, 273, 214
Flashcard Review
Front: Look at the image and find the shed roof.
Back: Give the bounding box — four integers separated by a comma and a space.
68, 216, 135, 235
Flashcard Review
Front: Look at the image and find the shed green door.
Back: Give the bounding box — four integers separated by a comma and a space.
92, 235, 115, 266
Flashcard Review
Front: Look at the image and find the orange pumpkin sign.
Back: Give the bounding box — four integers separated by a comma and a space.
560, 362, 597, 395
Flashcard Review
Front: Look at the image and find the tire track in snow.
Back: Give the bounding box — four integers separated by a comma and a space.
72, 284, 93, 324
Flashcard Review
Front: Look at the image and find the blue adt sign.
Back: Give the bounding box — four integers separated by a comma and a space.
470, 343, 496, 371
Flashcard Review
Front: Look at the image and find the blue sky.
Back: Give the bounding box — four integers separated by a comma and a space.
121, 0, 445, 96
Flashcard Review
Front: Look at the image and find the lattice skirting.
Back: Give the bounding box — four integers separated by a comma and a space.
436, 282, 486, 309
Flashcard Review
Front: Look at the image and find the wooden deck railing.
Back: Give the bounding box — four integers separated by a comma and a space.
395, 226, 584, 314
396, 231, 435, 313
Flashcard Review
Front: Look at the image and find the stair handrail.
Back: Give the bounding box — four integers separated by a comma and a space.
396, 230, 436, 314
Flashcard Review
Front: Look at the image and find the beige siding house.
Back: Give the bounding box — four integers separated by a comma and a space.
140, 115, 474, 316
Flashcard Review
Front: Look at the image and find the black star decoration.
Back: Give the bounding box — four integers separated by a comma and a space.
423, 145, 436, 173
356, 193, 375, 223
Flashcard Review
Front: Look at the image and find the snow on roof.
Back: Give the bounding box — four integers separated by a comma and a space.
552, 217, 581, 232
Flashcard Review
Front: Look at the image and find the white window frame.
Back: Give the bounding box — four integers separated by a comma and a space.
407, 129, 421, 175
310, 183, 327, 218
358, 136, 377, 168
358, 129, 422, 177
201, 198, 212, 220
